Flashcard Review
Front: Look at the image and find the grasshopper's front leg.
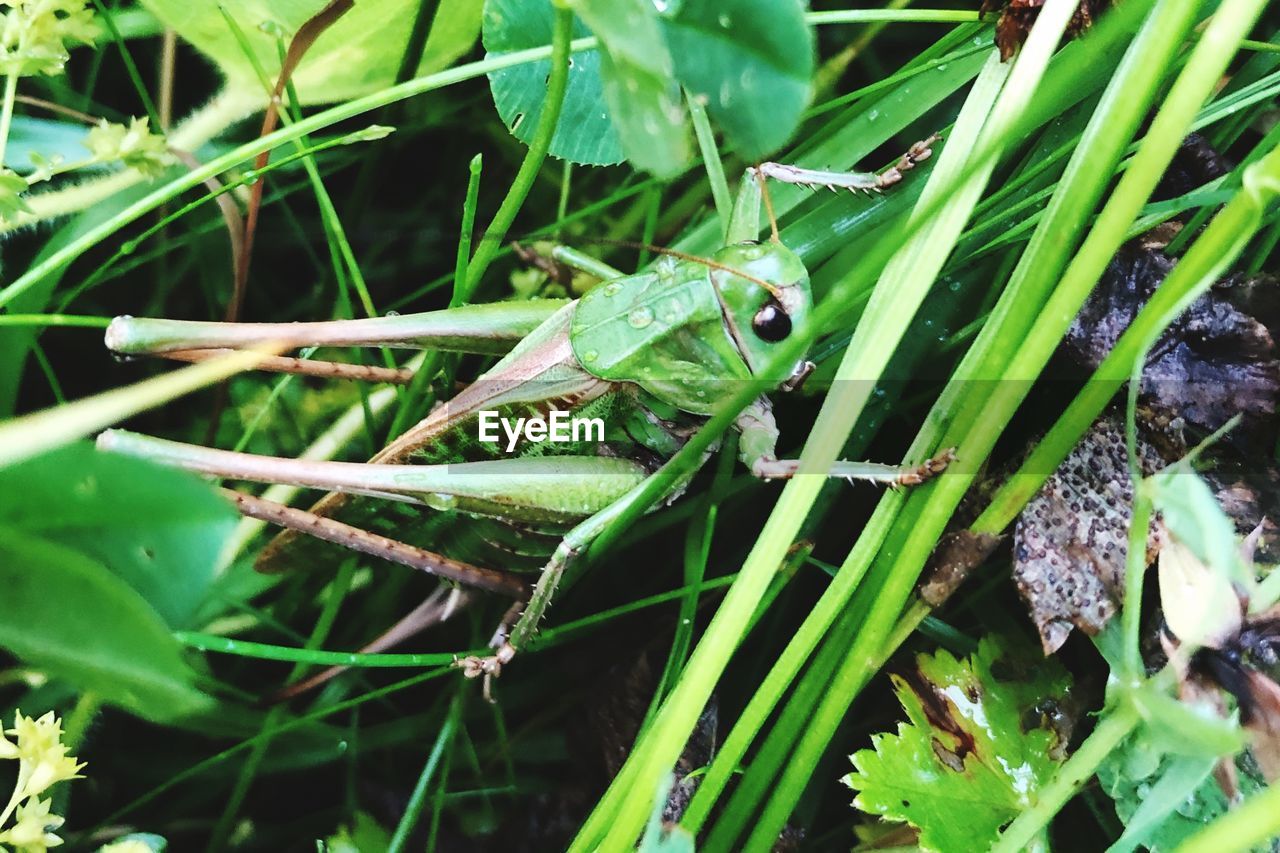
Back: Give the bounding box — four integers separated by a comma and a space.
754, 134, 942, 195
453, 474, 667, 692
735, 397, 954, 486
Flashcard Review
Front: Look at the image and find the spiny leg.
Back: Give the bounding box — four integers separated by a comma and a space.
736, 397, 955, 486
754, 133, 943, 194
159, 348, 417, 385
228, 489, 529, 598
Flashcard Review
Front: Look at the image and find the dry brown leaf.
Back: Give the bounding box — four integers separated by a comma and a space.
979, 0, 1112, 61
1012, 417, 1162, 653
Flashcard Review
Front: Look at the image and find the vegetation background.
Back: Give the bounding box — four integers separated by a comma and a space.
0, 0, 1278, 851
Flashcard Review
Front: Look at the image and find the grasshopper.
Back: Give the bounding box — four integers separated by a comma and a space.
98, 137, 950, 691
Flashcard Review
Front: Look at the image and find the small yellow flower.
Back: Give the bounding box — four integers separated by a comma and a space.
4, 713, 84, 799
0, 796, 64, 852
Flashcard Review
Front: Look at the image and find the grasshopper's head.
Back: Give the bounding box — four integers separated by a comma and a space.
711, 241, 813, 389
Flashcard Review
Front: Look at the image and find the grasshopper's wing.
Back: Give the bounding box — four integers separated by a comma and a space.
256, 302, 614, 573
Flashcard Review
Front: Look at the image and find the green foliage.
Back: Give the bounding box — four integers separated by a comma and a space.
845, 636, 1072, 852
0, 168, 30, 220
1098, 729, 1266, 852
0, 444, 235, 719
564, 0, 688, 178
0, 531, 212, 720
0, 443, 237, 626
139, 0, 481, 102
1149, 462, 1254, 594
661, 0, 812, 160
483, 0, 622, 167
483, 0, 812, 174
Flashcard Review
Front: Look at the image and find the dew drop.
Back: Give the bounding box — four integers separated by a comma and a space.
385, 309, 400, 317
604, 282, 623, 296
583, 350, 599, 363
742, 244, 766, 260
718, 12, 732, 27
628, 307, 654, 328
425, 493, 458, 511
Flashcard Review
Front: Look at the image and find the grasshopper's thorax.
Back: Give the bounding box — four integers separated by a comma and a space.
568, 241, 812, 415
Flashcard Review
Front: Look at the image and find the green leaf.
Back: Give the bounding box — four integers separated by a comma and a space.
140, 0, 481, 103
1098, 729, 1267, 852
483, 0, 624, 166
483, 0, 812, 170
1127, 681, 1245, 760
0, 443, 238, 627
0, 526, 213, 720
845, 636, 1072, 852
565, 0, 690, 178
660, 0, 813, 159
1149, 465, 1243, 587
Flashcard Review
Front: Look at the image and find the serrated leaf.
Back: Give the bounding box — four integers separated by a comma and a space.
0, 443, 238, 627
0, 527, 213, 721
845, 636, 1072, 852
483, 0, 624, 166
141, 0, 481, 104
660, 0, 813, 159
565, 0, 689, 178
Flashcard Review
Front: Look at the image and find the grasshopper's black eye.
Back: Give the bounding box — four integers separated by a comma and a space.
752, 298, 791, 342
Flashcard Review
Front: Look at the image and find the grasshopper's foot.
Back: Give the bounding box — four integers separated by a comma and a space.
454, 641, 517, 702
878, 133, 943, 188
895, 447, 956, 487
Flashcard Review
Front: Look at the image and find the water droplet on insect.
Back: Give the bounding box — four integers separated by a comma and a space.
867, 110, 879, 122
385, 310, 399, 317
603, 282, 622, 297
949, 280, 961, 293
743, 244, 765, 260
628, 307, 654, 328
583, 350, 599, 363
425, 493, 458, 511
696, 389, 707, 398
937, 63, 948, 71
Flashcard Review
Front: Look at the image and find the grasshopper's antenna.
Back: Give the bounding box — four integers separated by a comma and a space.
754, 166, 781, 243
575, 238, 785, 299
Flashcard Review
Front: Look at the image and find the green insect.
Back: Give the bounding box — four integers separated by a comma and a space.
99, 137, 949, 693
